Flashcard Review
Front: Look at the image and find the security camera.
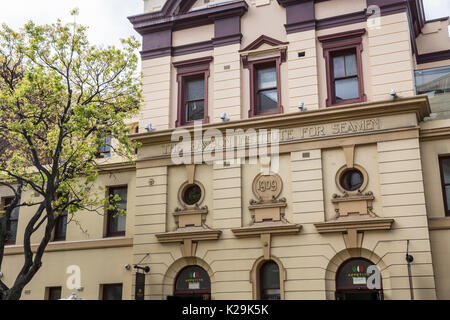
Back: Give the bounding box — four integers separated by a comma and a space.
298, 102, 307, 111
144, 123, 155, 132
220, 112, 230, 122
0, 271, 3, 278
125, 264, 131, 270
390, 88, 397, 98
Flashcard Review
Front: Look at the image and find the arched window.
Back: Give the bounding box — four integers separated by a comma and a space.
260, 261, 280, 300
335, 258, 383, 300
172, 265, 211, 300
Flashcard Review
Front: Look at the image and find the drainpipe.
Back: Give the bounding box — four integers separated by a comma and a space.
406, 240, 414, 300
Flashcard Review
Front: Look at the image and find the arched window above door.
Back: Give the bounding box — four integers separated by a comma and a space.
173, 265, 211, 300
335, 258, 383, 300
260, 260, 281, 300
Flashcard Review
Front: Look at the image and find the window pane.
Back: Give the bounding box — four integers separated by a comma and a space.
258, 67, 277, 89
333, 56, 345, 78
446, 186, 450, 208
262, 262, 280, 290
441, 158, 450, 184
103, 284, 122, 300
261, 261, 280, 300
345, 54, 357, 76
186, 78, 204, 100
335, 77, 359, 101
98, 134, 111, 158
108, 187, 127, 234
258, 89, 278, 112
415, 66, 450, 95
186, 100, 204, 122
109, 212, 126, 233
55, 214, 67, 240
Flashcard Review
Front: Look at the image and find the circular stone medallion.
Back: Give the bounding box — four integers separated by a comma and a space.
252, 173, 283, 202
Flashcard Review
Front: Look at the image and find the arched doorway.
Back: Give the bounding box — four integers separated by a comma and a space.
335, 258, 383, 300
169, 265, 211, 300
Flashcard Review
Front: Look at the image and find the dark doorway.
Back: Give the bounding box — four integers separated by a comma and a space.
170, 265, 211, 300
335, 258, 383, 301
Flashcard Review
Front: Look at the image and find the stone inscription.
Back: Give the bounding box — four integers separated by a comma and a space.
280, 118, 381, 141
253, 173, 283, 202
161, 118, 381, 156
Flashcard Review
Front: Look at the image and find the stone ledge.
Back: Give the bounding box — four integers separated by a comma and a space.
3, 237, 133, 256
428, 217, 450, 230
314, 218, 394, 233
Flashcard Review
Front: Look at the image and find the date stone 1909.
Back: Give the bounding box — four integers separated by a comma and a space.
252, 173, 283, 202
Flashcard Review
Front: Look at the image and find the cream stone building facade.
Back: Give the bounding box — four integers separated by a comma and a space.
2, 0, 450, 300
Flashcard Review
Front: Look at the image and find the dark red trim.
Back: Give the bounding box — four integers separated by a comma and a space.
131, 1, 246, 60
240, 35, 289, 52
439, 156, 450, 217
319, 29, 366, 108
244, 56, 284, 118
173, 56, 213, 68
174, 57, 212, 127
417, 50, 450, 65
425, 16, 449, 23
129, 1, 248, 35
172, 41, 214, 57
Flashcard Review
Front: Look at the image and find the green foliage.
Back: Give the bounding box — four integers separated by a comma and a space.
0, 13, 142, 233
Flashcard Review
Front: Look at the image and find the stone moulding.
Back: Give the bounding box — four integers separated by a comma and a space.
130, 96, 431, 146
3, 237, 134, 256
331, 193, 375, 217
155, 228, 222, 243
173, 206, 209, 228
314, 217, 394, 249
231, 222, 302, 237
314, 218, 394, 234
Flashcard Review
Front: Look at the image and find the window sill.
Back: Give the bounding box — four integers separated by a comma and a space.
104, 233, 126, 238
328, 96, 367, 107
176, 117, 210, 128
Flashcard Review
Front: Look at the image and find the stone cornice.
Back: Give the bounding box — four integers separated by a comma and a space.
231, 223, 301, 237
131, 96, 431, 146
3, 237, 133, 256
96, 161, 136, 173
314, 218, 394, 233
155, 229, 221, 242
128, 1, 248, 35
420, 125, 450, 141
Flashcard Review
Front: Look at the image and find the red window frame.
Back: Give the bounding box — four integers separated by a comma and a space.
439, 156, 450, 216
245, 56, 284, 117
319, 29, 367, 107
174, 57, 212, 127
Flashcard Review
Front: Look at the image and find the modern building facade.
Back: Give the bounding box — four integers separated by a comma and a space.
2, 0, 450, 300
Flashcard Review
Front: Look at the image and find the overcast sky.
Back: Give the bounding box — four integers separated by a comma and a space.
0, 0, 142, 47
0, 0, 448, 47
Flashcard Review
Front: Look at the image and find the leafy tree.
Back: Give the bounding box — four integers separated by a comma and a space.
0, 10, 141, 300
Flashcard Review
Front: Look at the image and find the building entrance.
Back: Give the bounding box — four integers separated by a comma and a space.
335, 258, 383, 300
168, 265, 211, 300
